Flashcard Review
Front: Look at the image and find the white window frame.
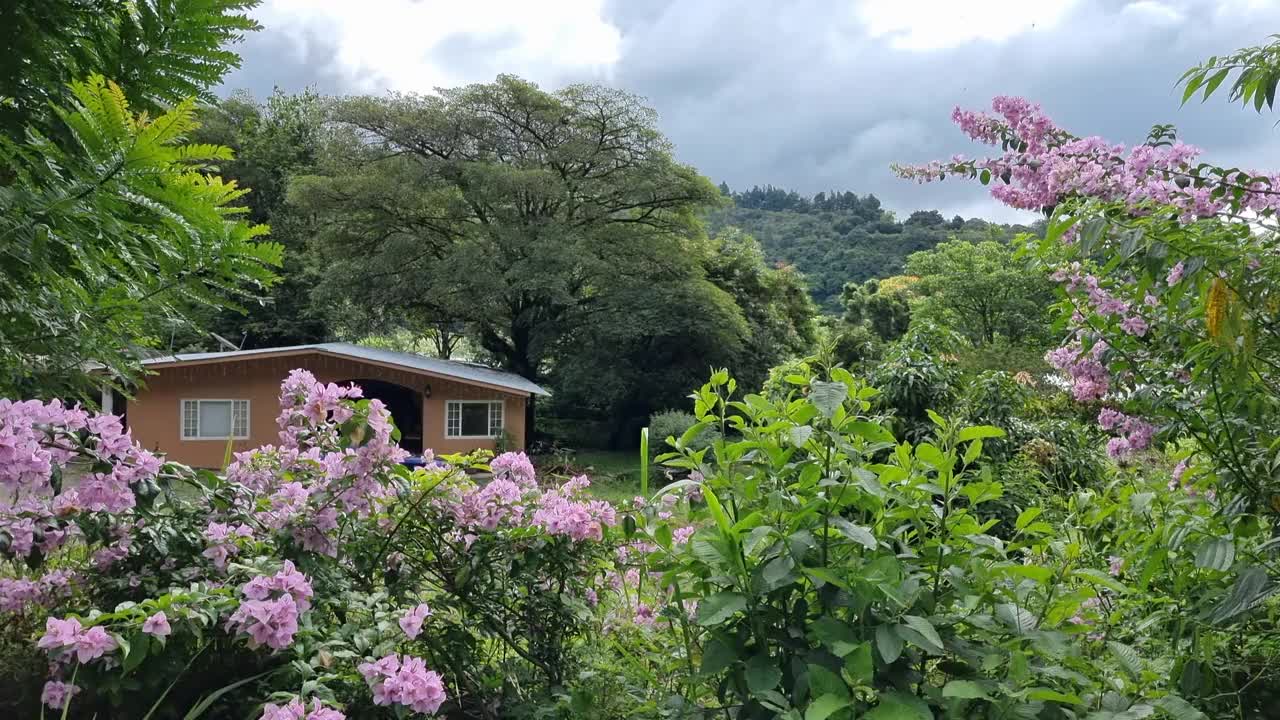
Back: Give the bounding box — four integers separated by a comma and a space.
445, 400, 503, 439
180, 399, 250, 441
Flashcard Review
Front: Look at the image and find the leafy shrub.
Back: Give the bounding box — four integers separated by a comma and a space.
868, 341, 961, 441
624, 367, 1252, 718
648, 410, 720, 459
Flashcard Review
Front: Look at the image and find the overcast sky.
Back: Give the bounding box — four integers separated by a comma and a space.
220, 0, 1280, 222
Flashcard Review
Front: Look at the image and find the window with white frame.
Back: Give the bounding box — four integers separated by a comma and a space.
181, 399, 250, 440
446, 400, 503, 438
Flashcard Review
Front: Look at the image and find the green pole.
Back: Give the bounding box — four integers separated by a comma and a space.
640, 427, 649, 497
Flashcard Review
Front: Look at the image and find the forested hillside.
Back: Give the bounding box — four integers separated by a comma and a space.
706, 184, 1038, 308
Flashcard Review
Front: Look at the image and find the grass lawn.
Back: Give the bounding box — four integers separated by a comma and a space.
533, 449, 649, 504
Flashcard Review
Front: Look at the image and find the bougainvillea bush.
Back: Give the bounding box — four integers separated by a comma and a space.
0, 370, 617, 718
889, 46, 1280, 716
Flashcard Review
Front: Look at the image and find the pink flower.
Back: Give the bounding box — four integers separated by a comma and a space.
399, 603, 432, 640
142, 611, 171, 639
37, 616, 82, 652
359, 654, 447, 715
41, 680, 79, 709
1166, 261, 1185, 286
1108, 556, 1124, 576
74, 626, 116, 663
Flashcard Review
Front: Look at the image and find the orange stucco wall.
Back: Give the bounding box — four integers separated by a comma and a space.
126, 353, 527, 468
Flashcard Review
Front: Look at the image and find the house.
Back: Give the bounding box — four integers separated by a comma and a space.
107, 343, 548, 468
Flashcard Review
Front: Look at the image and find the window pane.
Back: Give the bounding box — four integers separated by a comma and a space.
198, 401, 233, 438
232, 400, 249, 437
183, 401, 198, 438
459, 403, 490, 436
489, 402, 503, 434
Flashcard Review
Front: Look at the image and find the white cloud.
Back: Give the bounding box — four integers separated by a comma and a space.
1122, 1, 1185, 25
856, 0, 1080, 50
253, 0, 621, 93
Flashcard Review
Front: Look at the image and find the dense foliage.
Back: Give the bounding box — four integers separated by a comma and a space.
0, 0, 280, 398
706, 188, 1033, 309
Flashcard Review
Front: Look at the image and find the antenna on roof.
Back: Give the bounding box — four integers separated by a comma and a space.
210, 332, 239, 352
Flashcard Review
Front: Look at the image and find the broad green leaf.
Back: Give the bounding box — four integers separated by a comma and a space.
806, 694, 851, 720
700, 636, 736, 675
703, 486, 733, 536
942, 680, 988, 699
1108, 641, 1143, 678
865, 691, 932, 720
900, 615, 944, 654
1026, 688, 1083, 706
1205, 565, 1274, 623
1015, 507, 1042, 530
762, 555, 796, 590
875, 624, 903, 663
121, 632, 149, 675
790, 425, 815, 448
996, 603, 1037, 634
844, 642, 873, 684
1154, 695, 1208, 720
957, 425, 1005, 441
696, 592, 748, 626
810, 381, 848, 418
1193, 537, 1234, 571
746, 653, 782, 694
831, 517, 877, 550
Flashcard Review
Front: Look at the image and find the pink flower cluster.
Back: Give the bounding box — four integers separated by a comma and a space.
1045, 341, 1110, 401
895, 95, 1280, 223
1, 398, 163, 614
1051, 265, 1149, 337
220, 369, 410, 560
40, 680, 80, 709
37, 616, 116, 664
0, 569, 75, 613
358, 654, 447, 715
204, 520, 254, 569
530, 476, 617, 542
260, 698, 346, 720
226, 561, 313, 650
1096, 408, 1156, 460
441, 458, 616, 542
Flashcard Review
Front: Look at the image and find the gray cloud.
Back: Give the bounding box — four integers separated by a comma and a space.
226, 1, 1280, 222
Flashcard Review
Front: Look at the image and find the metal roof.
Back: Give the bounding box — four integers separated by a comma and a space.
140, 342, 549, 396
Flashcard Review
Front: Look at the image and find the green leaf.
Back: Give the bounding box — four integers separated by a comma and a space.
762, 555, 796, 590
1015, 507, 1042, 530
122, 632, 149, 675
1108, 641, 1144, 678
900, 615, 944, 654
806, 694, 850, 720
942, 680, 988, 699
996, 603, 1037, 634
1154, 695, 1208, 720
1193, 537, 1234, 571
865, 691, 933, 720
1026, 688, 1083, 706
1201, 68, 1231, 102
702, 486, 733, 536
957, 425, 1005, 441
875, 624, 903, 663
831, 518, 877, 550
844, 642, 873, 684
1206, 565, 1274, 623
183, 669, 273, 719
789, 425, 815, 448
810, 381, 848, 418
699, 636, 736, 675
696, 592, 748, 626
746, 653, 782, 694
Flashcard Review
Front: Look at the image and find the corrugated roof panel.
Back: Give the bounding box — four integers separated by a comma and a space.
140, 342, 549, 396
